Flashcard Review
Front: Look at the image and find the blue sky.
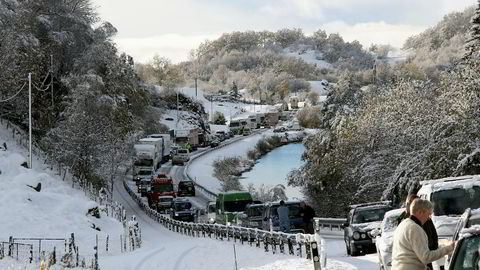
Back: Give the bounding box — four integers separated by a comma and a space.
92, 0, 477, 63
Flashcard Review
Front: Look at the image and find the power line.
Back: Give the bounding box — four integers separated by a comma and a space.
33, 81, 52, 92
0, 82, 27, 103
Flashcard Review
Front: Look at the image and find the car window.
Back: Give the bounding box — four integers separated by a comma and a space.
452, 236, 480, 270
353, 208, 389, 224
432, 187, 480, 216
175, 202, 192, 211
383, 213, 401, 232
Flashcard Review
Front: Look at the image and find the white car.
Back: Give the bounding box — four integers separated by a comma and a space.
373, 208, 404, 270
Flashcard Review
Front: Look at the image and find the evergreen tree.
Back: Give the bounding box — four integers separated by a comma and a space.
465, 0, 480, 59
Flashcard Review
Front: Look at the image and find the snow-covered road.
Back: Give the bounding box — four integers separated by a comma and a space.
101, 177, 316, 270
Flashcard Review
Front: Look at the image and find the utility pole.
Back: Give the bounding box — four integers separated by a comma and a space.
194, 77, 197, 99
50, 54, 54, 107
28, 73, 32, 169
176, 91, 179, 130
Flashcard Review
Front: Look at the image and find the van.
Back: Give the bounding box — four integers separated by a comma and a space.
172, 148, 190, 165
215, 191, 253, 225
417, 175, 480, 238
261, 201, 305, 233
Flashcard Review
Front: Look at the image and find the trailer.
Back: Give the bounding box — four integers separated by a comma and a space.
147, 134, 172, 162
138, 137, 163, 169
133, 144, 158, 175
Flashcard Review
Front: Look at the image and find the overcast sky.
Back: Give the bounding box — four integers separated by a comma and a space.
92, 0, 477, 63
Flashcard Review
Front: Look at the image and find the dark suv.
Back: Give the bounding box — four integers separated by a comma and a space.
171, 199, 195, 222
342, 202, 392, 256
177, 180, 195, 197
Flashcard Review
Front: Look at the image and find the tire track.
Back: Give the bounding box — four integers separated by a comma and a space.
173, 246, 198, 270
134, 247, 166, 270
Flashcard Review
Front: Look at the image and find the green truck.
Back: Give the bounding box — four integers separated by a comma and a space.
215, 191, 253, 225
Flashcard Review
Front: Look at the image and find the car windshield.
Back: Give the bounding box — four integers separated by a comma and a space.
452, 235, 480, 270
134, 159, 152, 166
224, 200, 252, 212
159, 197, 173, 203
138, 170, 151, 176
432, 187, 480, 216
247, 206, 263, 218
383, 213, 402, 232
151, 184, 173, 192
175, 202, 192, 211
353, 208, 389, 224
270, 204, 302, 218
179, 182, 193, 188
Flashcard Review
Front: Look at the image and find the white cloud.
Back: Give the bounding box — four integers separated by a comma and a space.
114, 33, 221, 64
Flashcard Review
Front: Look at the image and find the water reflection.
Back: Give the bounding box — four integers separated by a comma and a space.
241, 143, 305, 199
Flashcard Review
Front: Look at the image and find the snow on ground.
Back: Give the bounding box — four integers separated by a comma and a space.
160, 109, 199, 130
284, 49, 333, 69
0, 122, 123, 268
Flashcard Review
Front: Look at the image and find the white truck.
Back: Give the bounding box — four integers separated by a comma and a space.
147, 134, 172, 162
133, 144, 158, 175
135, 137, 163, 172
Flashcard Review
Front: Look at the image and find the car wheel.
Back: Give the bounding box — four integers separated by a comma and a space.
351, 245, 360, 256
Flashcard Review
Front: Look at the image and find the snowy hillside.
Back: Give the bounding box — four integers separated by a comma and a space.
0, 122, 123, 268
284, 49, 333, 69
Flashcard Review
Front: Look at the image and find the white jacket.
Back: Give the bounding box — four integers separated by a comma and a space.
392, 217, 452, 270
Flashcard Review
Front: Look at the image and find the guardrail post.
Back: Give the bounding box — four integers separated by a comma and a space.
29, 245, 33, 263
8, 236, 12, 257
311, 241, 321, 270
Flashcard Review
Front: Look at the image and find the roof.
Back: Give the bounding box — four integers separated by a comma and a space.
420, 175, 480, 186
218, 191, 252, 200
350, 201, 392, 209
384, 208, 405, 219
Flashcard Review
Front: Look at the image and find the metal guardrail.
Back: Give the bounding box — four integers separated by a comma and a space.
123, 179, 326, 269
315, 218, 346, 231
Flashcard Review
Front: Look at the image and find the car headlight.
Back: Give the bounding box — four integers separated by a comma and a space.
226, 222, 231, 226
361, 233, 366, 239
174, 213, 179, 216
353, 232, 360, 240
209, 218, 215, 223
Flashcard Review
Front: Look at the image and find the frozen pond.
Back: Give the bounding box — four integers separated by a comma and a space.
241, 143, 305, 200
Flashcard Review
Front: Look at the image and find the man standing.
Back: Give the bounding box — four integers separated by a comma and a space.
277, 200, 290, 233
392, 199, 454, 270
300, 201, 316, 234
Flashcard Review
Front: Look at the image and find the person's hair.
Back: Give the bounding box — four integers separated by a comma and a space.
410, 199, 433, 215
405, 194, 419, 215
280, 200, 285, 206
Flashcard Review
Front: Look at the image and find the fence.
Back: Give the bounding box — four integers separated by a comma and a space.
123, 179, 326, 270
315, 218, 346, 231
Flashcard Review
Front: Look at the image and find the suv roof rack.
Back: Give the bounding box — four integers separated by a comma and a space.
420, 175, 477, 186
350, 201, 391, 209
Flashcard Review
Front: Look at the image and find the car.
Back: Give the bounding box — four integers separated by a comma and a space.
261, 201, 305, 233
172, 148, 190, 165
446, 208, 480, 270
137, 178, 151, 197
177, 180, 195, 197
134, 169, 153, 184
218, 103, 224, 106
171, 199, 195, 222
156, 196, 174, 213
165, 117, 174, 121
372, 208, 404, 270
243, 203, 265, 229
273, 127, 286, 133
342, 201, 393, 256
242, 128, 251, 136
210, 139, 220, 147
417, 175, 480, 239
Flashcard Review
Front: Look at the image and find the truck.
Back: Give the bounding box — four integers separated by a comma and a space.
133, 144, 159, 176
175, 129, 200, 150
147, 174, 176, 209
138, 137, 163, 166
147, 134, 172, 162
215, 191, 253, 225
